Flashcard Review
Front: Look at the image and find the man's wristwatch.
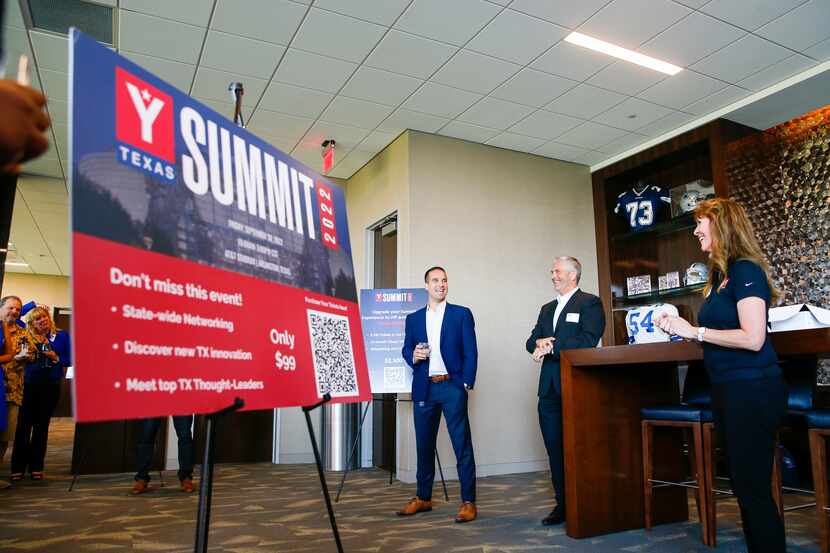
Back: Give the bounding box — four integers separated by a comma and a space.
696, 326, 706, 343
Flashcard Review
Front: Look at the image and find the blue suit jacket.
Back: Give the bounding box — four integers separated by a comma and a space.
402, 303, 478, 402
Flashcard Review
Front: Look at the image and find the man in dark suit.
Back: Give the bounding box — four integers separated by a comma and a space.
398, 266, 478, 523
526, 256, 605, 526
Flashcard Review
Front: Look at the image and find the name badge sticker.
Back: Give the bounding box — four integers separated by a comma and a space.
566, 313, 580, 323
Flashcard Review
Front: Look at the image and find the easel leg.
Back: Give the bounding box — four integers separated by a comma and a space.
435, 448, 449, 502
335, 401, 371, 502
303, 394, 344, 553
193, 398, 244, 553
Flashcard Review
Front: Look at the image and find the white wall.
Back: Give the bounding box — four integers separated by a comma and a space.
350, 131, 597, 483
1, 273, 70, 310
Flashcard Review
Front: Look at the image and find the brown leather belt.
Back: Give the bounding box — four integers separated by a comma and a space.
430, 374, 451, 383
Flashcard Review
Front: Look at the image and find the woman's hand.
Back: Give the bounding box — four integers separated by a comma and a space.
655, 312, 697, 340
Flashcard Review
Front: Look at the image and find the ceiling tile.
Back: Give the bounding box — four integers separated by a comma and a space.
673, 0, 709, 7
534, 141, 591, 162
40, 69, 67, 102
486, 132, 546, 153
575, 150, 609, 165
509, 0, 611, 29
314, 0, 410, 26
299, 121, 372, 152
637, 70, 727, 110
457, 97, 534, 130
121, 50, 196, 92
395, 0, 501, 46
690, 34, 792, 83
432, 50, 520, 94
682, 85, 752, 115
595, 131, 648, 155
262, 136, 299, 154
378, 109, 449, 133
592, 98, 672, 131
258, 82, 333, 118
438, 121, 500, 143
190, 96, 236, 121
805, 37, 830, 61
201, 31, 284, 79
247, 110, 314, 142
45, 99, 68, 125
292, 8, 386, 63
490, 68, 579, 108
756, 0, 830, 52
531, 41, 612, 81
52, 123, 68, 161
357, 130, 400, 151
737, 55, 817, 91
120, 10, 204, 64
587, 61, 667, 96
29, 31, 68, 73
341, 67, 423, 106
402, 83, 483, 118
5, 0, 25, 27
192, 67, 268, 105
21, 156, 63, 179
508, 110, 583, 140
212, 0, 307, 45
556, 121, 629, 149
365, 30, 457, 79
466, 9, 568, 65
329, 148, 377, 179
289, 143, 328, 172
578, 0, 691, 50
320, 96, 394, 129
273, 49, 357, 93
701, 0, 806, 31
3, 27, 32, 62
544, 83, 626, 119
122, 0, 214, 26
639, 12, 745, 67
635, 110, 697, 136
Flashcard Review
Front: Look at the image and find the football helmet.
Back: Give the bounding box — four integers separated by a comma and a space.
680, 190, 701, 213
685, 262, 709, 285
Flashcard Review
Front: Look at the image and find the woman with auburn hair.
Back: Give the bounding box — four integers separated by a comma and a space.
10, 306, 71, 481
656, 197, 787, 552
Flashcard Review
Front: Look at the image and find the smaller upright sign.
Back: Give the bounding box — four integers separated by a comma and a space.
360, 288, 427, 393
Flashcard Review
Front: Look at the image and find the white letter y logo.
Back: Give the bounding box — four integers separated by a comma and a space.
125, 82, 164, 144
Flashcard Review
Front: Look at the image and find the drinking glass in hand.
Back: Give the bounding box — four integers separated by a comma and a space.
416, 342, 431, 357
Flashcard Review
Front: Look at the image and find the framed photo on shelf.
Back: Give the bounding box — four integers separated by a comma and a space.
626, 274, 652, 296
659, 271, 681, 291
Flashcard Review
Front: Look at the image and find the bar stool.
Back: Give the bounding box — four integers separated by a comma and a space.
642, 364, 714, 546
807, 410, 830, 553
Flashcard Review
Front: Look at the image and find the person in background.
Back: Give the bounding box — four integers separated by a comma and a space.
10, 306, 70, 481
132, 414, 196, 494
656, 197, 786, 553
0, 296, 35, 469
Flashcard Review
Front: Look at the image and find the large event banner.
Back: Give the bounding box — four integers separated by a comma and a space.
69, 31, 370, 421
360, 289, 427, 393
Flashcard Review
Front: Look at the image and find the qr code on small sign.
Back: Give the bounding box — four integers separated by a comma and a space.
307, 309, 359, 398
383, 366, 405, 391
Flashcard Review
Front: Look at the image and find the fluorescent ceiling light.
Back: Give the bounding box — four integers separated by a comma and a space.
564, 32, 682, 76
5, 261, 29, 267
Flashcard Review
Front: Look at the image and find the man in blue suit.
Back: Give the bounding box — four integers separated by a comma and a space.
398, 266, 478, 523
526, 256, 605, 526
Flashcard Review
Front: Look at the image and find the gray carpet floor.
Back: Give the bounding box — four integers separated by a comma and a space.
0, 418, 821, 552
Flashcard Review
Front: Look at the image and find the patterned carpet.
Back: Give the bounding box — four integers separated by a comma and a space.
0, 418, 822, 552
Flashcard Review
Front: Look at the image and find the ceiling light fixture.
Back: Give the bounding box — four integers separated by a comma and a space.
5, 261, 29, 267
564, 32, 682, 76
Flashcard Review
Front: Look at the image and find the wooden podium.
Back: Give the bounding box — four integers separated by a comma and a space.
560, 328, 830, 539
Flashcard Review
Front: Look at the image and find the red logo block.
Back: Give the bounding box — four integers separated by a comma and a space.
115, 67, 174, 162
317, 182, 338, 250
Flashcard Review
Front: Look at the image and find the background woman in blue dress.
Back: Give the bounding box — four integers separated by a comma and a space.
656, 197, 787, 553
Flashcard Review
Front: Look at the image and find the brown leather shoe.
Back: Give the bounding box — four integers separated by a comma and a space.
180, 478, 194, 493
396, 497, 432, 516
131, 479, 150, 495
455, 501, 477, 523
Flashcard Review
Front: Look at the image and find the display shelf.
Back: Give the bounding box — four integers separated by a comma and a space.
611, 213, 695, 243
612, 283, 706, 309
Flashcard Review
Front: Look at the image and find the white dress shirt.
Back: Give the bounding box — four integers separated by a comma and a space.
425, 301, 448, 376
553, 287, 579, 332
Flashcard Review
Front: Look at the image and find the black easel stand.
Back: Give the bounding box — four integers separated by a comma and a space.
194, 397, 244, 553
303, 393, 345, 553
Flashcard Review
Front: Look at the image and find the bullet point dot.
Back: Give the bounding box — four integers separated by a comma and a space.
114, 382, 121, 389
112, 343, 119, 350
111, 306, 117, 313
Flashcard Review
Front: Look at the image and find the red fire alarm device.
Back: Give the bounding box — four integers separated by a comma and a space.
322, 139, 335, 173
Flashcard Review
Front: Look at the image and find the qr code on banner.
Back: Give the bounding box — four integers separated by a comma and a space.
383, 366, 406, 391
307, 309, 359, 398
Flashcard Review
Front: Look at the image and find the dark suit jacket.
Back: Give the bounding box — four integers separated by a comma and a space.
402, 303, 478, 402
525, 289, 605, 397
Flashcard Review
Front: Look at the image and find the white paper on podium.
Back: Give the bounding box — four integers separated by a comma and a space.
768, 304, 830, 332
